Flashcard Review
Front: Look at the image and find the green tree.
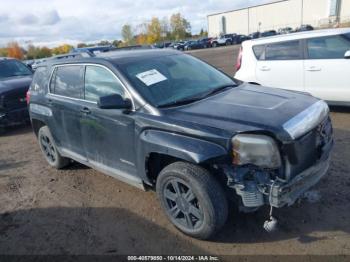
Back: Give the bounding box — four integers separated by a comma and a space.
0, 48, 8, 57
121, 24, 134, 45
170, 13, 191, 40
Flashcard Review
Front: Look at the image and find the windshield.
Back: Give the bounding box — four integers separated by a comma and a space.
118, 53, 236, 107
0, 60, 32, 79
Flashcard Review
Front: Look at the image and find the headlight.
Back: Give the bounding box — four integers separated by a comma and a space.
232, 134, 281, 168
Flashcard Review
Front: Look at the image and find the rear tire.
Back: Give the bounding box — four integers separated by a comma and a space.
38, 126, 70, 169
156, 162, 228, 240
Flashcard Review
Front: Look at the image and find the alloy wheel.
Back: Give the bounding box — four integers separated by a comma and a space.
163, 178, 204, 230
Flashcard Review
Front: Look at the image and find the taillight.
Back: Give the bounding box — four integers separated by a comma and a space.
26, 90, 30, 105
235, 46, 243, 71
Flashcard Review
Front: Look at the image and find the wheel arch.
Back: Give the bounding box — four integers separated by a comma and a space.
138, 130, 228, 186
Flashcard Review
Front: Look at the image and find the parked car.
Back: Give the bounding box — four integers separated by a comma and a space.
71, 45, 116, 55
260, 30, 277, 37
0, 58, 33, 132
296, 24, 314, 32
211, 34, 236, 47
234, 34, 250, 44
235, 28, 350, 105
184, 40, 205, 50
28, 49, 333, 239
248, 32, 261, 39
172, 41, 186, 51
198, 38, 212, 48
278, 27, 294, 34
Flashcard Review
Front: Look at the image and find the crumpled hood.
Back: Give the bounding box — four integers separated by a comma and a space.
0, 76, 32, 94
164, 83, 320, 141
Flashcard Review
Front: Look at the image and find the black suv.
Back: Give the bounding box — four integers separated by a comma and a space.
0, 58, 33, 132
28, 49, 333, 239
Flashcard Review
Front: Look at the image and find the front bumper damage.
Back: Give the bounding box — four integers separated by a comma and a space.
225, 155, 331, 210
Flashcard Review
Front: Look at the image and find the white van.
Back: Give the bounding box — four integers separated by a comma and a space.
235, 28, 350, 105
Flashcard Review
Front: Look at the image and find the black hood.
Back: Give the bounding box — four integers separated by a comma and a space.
0, 75, 33, 94
164, 83, 320, 142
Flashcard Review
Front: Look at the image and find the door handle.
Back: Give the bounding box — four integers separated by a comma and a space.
306, 66, 321, 72
259, 66, 271, 71
80, 107, 91, 115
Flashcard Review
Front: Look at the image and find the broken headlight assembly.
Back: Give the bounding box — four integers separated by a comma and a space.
231, 134, 281, 169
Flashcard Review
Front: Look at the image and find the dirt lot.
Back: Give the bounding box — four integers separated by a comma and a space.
0, 45, 350, 256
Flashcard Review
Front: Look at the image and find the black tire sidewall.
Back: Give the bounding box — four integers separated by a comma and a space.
156, 162, 228, 239
38, 126, 68, 169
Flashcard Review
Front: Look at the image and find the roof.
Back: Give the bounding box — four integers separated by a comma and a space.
40, 49, 183, 67
245, 28, 350, 45
208, 0, 288, 17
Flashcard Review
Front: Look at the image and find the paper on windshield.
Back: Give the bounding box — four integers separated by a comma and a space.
136, 69, 167, 86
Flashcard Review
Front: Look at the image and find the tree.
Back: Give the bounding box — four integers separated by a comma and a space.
121, 24, 134, 45
112, 40, 122, 47
7, 42, 23, 59
199, 28, 208, 37
0, 48, 8, 57
52, 44, 73, 55
147, 17, 162, 44
170, 13, 191, 40
77, 43, 87, 48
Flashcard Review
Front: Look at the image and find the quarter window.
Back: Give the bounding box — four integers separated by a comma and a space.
253, 45, 265, 60
307, 35, 350, 59
265, 40, 301, 60
84, 66, 125, 102
51, 65, 84, 99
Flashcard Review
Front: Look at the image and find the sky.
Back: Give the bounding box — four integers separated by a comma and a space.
0, 0, 271, 48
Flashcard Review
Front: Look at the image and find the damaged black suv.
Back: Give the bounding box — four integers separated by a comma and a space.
28, 49, 333, 239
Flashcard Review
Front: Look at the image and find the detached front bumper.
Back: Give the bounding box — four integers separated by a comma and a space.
230, 154, 332, 209
269, 156, 330, 208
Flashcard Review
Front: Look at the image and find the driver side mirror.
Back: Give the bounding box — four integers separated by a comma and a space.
97, 94, 132, 110
345, 50, 350, 59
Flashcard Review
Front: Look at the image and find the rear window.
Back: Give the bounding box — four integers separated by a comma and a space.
265, 40, 301, 60
307, 34, 350, 59
50, 65, 84, 99
30, 67, 47, 92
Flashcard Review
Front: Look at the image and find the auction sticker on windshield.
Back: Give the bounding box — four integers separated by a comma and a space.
136, 69, 167, 86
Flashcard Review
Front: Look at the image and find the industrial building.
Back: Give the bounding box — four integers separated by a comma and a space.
207, 0, 350, 37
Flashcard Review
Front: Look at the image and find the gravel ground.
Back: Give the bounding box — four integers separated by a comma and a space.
0, 45, 349, 256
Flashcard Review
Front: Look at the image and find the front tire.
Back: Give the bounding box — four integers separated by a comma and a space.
38, 126, 70, 169
156, 162, 228, 239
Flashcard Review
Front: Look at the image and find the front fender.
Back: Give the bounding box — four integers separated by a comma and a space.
137, 129, 228, 182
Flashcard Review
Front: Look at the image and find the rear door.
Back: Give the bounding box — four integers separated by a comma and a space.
255, 40, 304, 92
47, 65, 86, 158
80, 65, 137, 176
304, 33, 350, 103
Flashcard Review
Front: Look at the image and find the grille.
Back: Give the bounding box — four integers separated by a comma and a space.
0, 88, 28, 111
286, 117, 333, 178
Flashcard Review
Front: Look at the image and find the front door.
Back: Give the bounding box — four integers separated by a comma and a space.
80, 65, 137, 176
304, 33, 350, 103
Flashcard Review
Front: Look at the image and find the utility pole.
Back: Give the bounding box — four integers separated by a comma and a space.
301, 0, 304, 26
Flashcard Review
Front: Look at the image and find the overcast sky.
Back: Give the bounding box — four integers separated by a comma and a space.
0, 0, 271, 48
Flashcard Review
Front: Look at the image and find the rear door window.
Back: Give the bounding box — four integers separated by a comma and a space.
51, 65, 84, 99
307, 34, 350, 59
265, 40, 301, 60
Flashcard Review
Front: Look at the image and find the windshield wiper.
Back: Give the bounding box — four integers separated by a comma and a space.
158, 97, 201, 108
194, 84, 236, 100
158, 84, 236, 108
